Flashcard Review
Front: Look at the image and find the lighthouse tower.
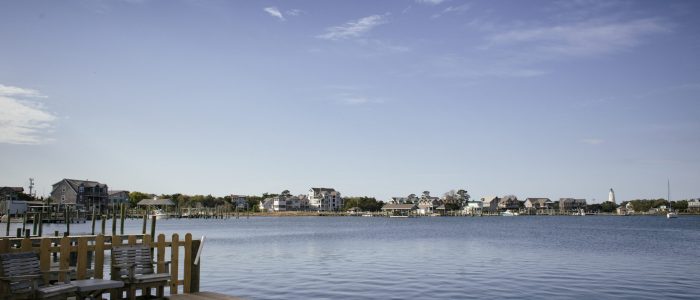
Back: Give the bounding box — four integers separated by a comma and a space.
608, 188, 616, 204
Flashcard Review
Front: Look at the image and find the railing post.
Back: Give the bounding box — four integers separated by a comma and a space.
170, 233, 179, 295
184, 234, 192, 293
190, 238, 201, 293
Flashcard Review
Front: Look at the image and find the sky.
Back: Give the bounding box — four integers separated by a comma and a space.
1, 0, 699, 202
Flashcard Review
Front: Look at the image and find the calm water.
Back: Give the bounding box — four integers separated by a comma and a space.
22, 216, 700, 299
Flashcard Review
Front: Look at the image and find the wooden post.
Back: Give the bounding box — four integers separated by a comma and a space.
32, 213, 38, 236
190, 238, 201, 293
40, 238, 51, 283
142, 211, 147, 234
101, 215, 106, 235
76, 237, 88, 280
65, 206, 70, 236
59, 236, 70, 283
37, 212, 43, 236
170, 233, 179, 295
16, 228, 21, 238
91, 207, 96, 235
157, 234, 166, 273
22, 212, 27, 234
5, 209, 10, 236
150, 215, 157, 242
120, 204, 126, 235
112, 208, 117, 236
184, 234, 192, 293
95, 235, 104, 279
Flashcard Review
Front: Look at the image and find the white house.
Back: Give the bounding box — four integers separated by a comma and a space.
308, 188, 343, 211
417, 191, 441, 215
462, 200, 483, 214
688, 198, 700, 212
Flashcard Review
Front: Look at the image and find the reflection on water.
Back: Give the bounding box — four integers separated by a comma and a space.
21, 216, 700, 299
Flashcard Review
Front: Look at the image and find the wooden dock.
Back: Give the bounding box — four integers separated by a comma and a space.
169, 292, 244, 300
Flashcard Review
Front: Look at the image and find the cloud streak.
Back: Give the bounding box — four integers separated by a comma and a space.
317, 15, 388, 41
263, 7, 285, 21
0, 84, 56, 145
484, 18, 671, 58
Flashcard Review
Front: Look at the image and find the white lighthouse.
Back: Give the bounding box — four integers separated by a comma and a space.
608, 188, 616, 204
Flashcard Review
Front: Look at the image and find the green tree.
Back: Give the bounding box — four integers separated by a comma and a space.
128, 191, 151, 208
600, 201, 617, 213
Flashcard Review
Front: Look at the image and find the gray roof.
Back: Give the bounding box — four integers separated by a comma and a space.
0, 187, 24, 193
382, 203, 417, 210
310, 187, 336, 193
54, 179, 107, 193
137, 198, 175, 206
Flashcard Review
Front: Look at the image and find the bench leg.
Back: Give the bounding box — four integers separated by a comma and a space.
128, 285, 137, 300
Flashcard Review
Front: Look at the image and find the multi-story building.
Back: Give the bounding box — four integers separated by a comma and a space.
50, 179, 109, 211
498, 195, 520, 210
108, 190, 130, 207
417, 191, 441, 215
308, 188, 342, 211
230, 195, 248, 209
0, 187, 27, 215
390, 194, 419, 204
559, 198, 587, 213
688, 198, 700, 212
524, 198, 552, 209
481, 196, 500, 212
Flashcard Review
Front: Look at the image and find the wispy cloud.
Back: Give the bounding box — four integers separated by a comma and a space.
286, 9, 304, 16
263, 7, 285, 21
337, 95, 385, 106
416, 0, 446, 5
580, 138, 604, 145
432, 4, 470, 18
484, 18, 671, 58
0, 84, 56, 145
317, 15, 388, 41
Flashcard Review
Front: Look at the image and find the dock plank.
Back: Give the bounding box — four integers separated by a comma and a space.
169, 292, 244, 300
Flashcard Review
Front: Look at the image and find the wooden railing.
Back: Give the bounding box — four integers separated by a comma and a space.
0, 233, 201, 294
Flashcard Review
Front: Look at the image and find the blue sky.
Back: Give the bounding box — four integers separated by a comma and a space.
1, 0, 699, 202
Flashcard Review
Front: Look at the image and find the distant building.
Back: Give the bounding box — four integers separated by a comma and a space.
498, 195, 520, 210
309, 188, 343, 211
688, 199, 700, 212
524, 198, 552, 213
559, 198, 587, 213
381, 203, 417, 216
417, 191, 440, 215
481, 196, 500, 212
608, 188, 616, 204
0, 187, 27, 215
50, 179, 109, 211
108, 190, 130, 207
463, 200, 483, 214
231, 195, 248, 209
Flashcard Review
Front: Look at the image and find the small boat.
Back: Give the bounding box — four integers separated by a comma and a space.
151, 209, 169, 220
361, 214, 373, 217
500, 210, 516, 216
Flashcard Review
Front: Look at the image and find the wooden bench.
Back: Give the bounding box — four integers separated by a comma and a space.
111, 245, 170, 299
0, 252, 76, 300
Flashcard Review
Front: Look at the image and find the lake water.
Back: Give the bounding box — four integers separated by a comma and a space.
20, 216, 700, 299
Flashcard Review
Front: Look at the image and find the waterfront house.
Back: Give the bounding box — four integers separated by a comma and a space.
50, 179, 109, 212
616, 205, 628, 215
481, 196, 500, 212
559, 198, 587, 214
309, 188, 343, 211
688, 198, 700, 212
259, 198, 274, 212
0, 187, 27, 215
524, 198, 552, 214
381, 203, 417, 216
417, 191, 441, 215
108, 190, 130, 207
462, 200, 483, 214
230, 194, 248, 209
498, 195, 520, 211
285, 195, 309, 211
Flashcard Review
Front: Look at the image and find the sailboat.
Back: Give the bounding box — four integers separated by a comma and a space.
667, 179, 678, 219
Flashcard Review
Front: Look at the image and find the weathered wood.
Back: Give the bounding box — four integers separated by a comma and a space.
170, 233, 179, 295
157, 234, 166, 273
128, 235, 137, 245
95, 235, 105, 279
184, 234, 192, 293
20, 237, 31, 252
59, 237, 70, 283
190, 239, 201, 293
0, 239, 8, 254
111, 244, 169, 299
39, 238, 51, 283
77, 236, 88, 279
